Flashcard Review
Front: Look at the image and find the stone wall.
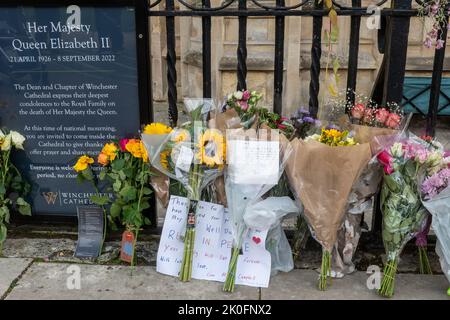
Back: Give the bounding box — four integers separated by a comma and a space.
149, 0, 450, 117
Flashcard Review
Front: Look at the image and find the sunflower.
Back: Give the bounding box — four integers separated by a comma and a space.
143, 122, 172, 135
196, 129, 226, 167
171, 129, 190, 143
160, 150, 170, 169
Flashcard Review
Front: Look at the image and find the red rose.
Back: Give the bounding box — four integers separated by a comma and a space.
119, 138, 130, 151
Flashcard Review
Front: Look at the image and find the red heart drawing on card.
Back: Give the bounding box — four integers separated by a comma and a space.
252, 236, 261, 245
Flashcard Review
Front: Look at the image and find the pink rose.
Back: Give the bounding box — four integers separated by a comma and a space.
351, 103, 365, 119
119, 138, 129, 151
385, 113, 401, 129
363, 108, 375, 124
239, 100, 249, 111
242, 90, 251, 101
375, 108, 390, 123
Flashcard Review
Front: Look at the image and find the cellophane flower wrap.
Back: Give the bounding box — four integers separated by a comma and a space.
222, 127, 292, 292
149, 98, 225, 281
376, 134, 445, 297
420, 152, 450, 285
331, 106, 408, 277
285, 125, 372, 290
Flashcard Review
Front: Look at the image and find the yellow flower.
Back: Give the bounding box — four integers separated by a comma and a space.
324, 129, 342, 139
74, 155, 94, 172
101, 143, 118, 161
171, 129, 190, 143
125, 139, 148, 162
160, 150, 170, 169
143, 122, 172, 135
196, 129, 226, 167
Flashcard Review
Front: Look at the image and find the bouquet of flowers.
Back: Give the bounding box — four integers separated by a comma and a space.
223, 127, 292, 292
376, 135, 447, 297
74, 129, 155, 264
420, 150, 450, 287
224, 90, 263, 128
285, 125, 372, 290
150, 99, 225, 281
0, 129, 31, 254
331, 99, 407, 277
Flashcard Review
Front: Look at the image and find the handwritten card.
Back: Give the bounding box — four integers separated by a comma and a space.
235, 228, 271, 288
227, 140, 280, 185
192, 207, 233, 282
156, 196, 188, 277
157, 195, 272, 288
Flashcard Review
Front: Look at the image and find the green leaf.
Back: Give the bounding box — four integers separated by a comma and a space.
99, 170, 107, 181
144, 217, 151, 225
90, 195, 110, 206
110, 202, 122, 218
81, 168, 94, 182
0, 184, 5, 196
143, 187, 152, 195
111, 158, 126, 171
0, 224, 7, 243
113, 180, 122, 192
17, 198, 31, 216
76, 173, 85, 184
118, 170, 127, 181
120, 186, 137, 202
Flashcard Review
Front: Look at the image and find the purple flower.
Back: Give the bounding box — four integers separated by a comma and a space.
303, 116, 315, 123
422, 168, 450, 199
325, 123, 340, 130
314, 119, 322, 127
436, 39, 445, 49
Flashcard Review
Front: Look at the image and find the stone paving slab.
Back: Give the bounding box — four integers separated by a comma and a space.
0, 258, 33, 298
6, 263, 258, 300
262, 270, 450, 300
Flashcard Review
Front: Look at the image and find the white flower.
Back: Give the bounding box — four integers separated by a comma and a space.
426, 151, 443, 168
304, 134, 321, 142
0, 129, 4, 138
233, 91, 243, 100
390, 143, 404, 158
1, 134, 11, 151
10, 131, 25, 150
227, 94, 233, 101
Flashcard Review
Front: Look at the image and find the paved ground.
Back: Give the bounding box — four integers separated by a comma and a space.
1, 257, 448, 300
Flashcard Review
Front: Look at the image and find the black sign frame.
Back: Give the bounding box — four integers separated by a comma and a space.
3, 0, 156, 227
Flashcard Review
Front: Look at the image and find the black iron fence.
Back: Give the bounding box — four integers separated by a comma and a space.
145, 0, 448, 235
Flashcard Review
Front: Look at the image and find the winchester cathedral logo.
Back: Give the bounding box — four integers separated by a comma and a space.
42, 192, 59, 205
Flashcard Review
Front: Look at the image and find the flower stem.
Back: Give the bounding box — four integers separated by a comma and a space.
378, 259, 398, 298
318, 250, 332, 291
223, 246, 241, 292
418, 246, 433, 275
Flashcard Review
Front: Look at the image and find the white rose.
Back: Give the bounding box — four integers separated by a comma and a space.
11, 131, 25, 150
390, 143, 403, 158
1, 134, 11, 151
233, 91, 243, 100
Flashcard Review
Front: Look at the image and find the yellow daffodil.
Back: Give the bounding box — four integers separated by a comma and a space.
196, 129, 226, 167
74, 155, 94, 172
143, 122, 172, 135
101, 142, 118, 161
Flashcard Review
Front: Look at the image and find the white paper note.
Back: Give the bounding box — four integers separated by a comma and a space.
235, 228, 271, 288
227, 140, 280, 185
157, 196, 272, 288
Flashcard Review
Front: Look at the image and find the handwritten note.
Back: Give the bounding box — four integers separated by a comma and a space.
157, 195, 272, 287
156, 196, 188, 277
227, 140, 280, 185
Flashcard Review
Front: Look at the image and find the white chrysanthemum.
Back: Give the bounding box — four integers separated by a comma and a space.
10, 131, 25, 150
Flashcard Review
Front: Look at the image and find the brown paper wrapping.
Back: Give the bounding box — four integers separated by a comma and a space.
331, 125, 400, 276
150, 173, 170, 208
285, 138, 372, 252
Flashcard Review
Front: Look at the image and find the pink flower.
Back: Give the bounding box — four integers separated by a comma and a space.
385, 113, 401, 129
119, 138, 129, 151
363, 108, 374, 123
351, 103, 365, 119
415, 148, 429, 163
436, 39, 445, 49
239, 100, 249, 111
242, 90, 251, 101
377, 150, 394, 174
375, 108, 390, 123
424, 37, 433, 48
